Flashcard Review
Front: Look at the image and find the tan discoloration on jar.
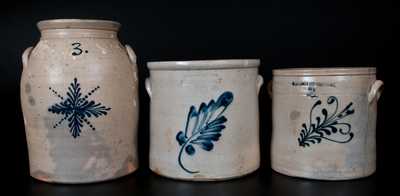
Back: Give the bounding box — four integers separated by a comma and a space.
114, 155, 137, 177
25, 83, 32, 93
290, 110, 300, 120
152, 167, 162, 175
20, 19, 139, 183
31, 170, 53, 182
193, 174, 205, 179
28, 96, 36, 106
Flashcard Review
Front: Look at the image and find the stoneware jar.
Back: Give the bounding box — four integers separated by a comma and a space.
20, 19, 139, 183
270, 67, 383, 180
146, 59, 263, 181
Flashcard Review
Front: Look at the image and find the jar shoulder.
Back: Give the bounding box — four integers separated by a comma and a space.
30, 38, 128, 61
22, 38, 136, 75
21, 38, 137, 87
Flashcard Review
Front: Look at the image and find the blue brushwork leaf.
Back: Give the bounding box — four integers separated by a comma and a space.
176, 131, 187, 145
298, 96, 355, 148
191, 140, 214, 151
185, 145, 195, 155
176, 91, 234, 174
48, 78, 111, 138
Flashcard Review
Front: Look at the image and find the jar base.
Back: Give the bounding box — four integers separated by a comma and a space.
30, 167, 138, 184
149, 166, 259, 182
271, 164, 376, 181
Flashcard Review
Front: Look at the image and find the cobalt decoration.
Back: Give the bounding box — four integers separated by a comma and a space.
176, 91, 234, 173
48, 78, 111, 138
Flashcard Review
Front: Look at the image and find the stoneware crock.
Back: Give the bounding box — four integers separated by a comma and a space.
270, 67, 384, 180
146, 59, 263, 181
20, 19, 139, 183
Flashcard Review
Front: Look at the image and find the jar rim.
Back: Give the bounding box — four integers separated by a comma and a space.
147, 59, 260, 70
273, 67, 376, 76
37, 19, 121, 31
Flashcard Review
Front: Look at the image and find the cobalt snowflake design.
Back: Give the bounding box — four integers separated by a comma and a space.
48, 78, 111, 138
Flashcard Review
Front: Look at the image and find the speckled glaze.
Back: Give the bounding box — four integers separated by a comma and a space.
20, 19, 139, 183
146, 59, 263, 181
270, 67, 383, 180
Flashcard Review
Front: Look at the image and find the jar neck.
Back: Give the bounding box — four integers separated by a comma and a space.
40, 29, 118, 39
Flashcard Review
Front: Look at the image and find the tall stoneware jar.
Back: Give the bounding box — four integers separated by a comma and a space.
270, 67, 383, 180
20, 19, 139, 183
146, 59, 263, 181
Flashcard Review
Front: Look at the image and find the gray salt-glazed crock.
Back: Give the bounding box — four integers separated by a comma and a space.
146, 59, 263, 181
270, 67, 383, 180
20, 19, 139, 183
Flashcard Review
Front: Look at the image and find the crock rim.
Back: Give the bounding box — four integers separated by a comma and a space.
273, 67, 377, 76
37, 19, 121, 31
147, 59, 260, 70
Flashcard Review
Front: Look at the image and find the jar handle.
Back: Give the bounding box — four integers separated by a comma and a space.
125, 44, 137, 64
368, 80, 384, 104
145, 78, 152, 99
22, 47, 33, 69
256, 75, 264, 95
